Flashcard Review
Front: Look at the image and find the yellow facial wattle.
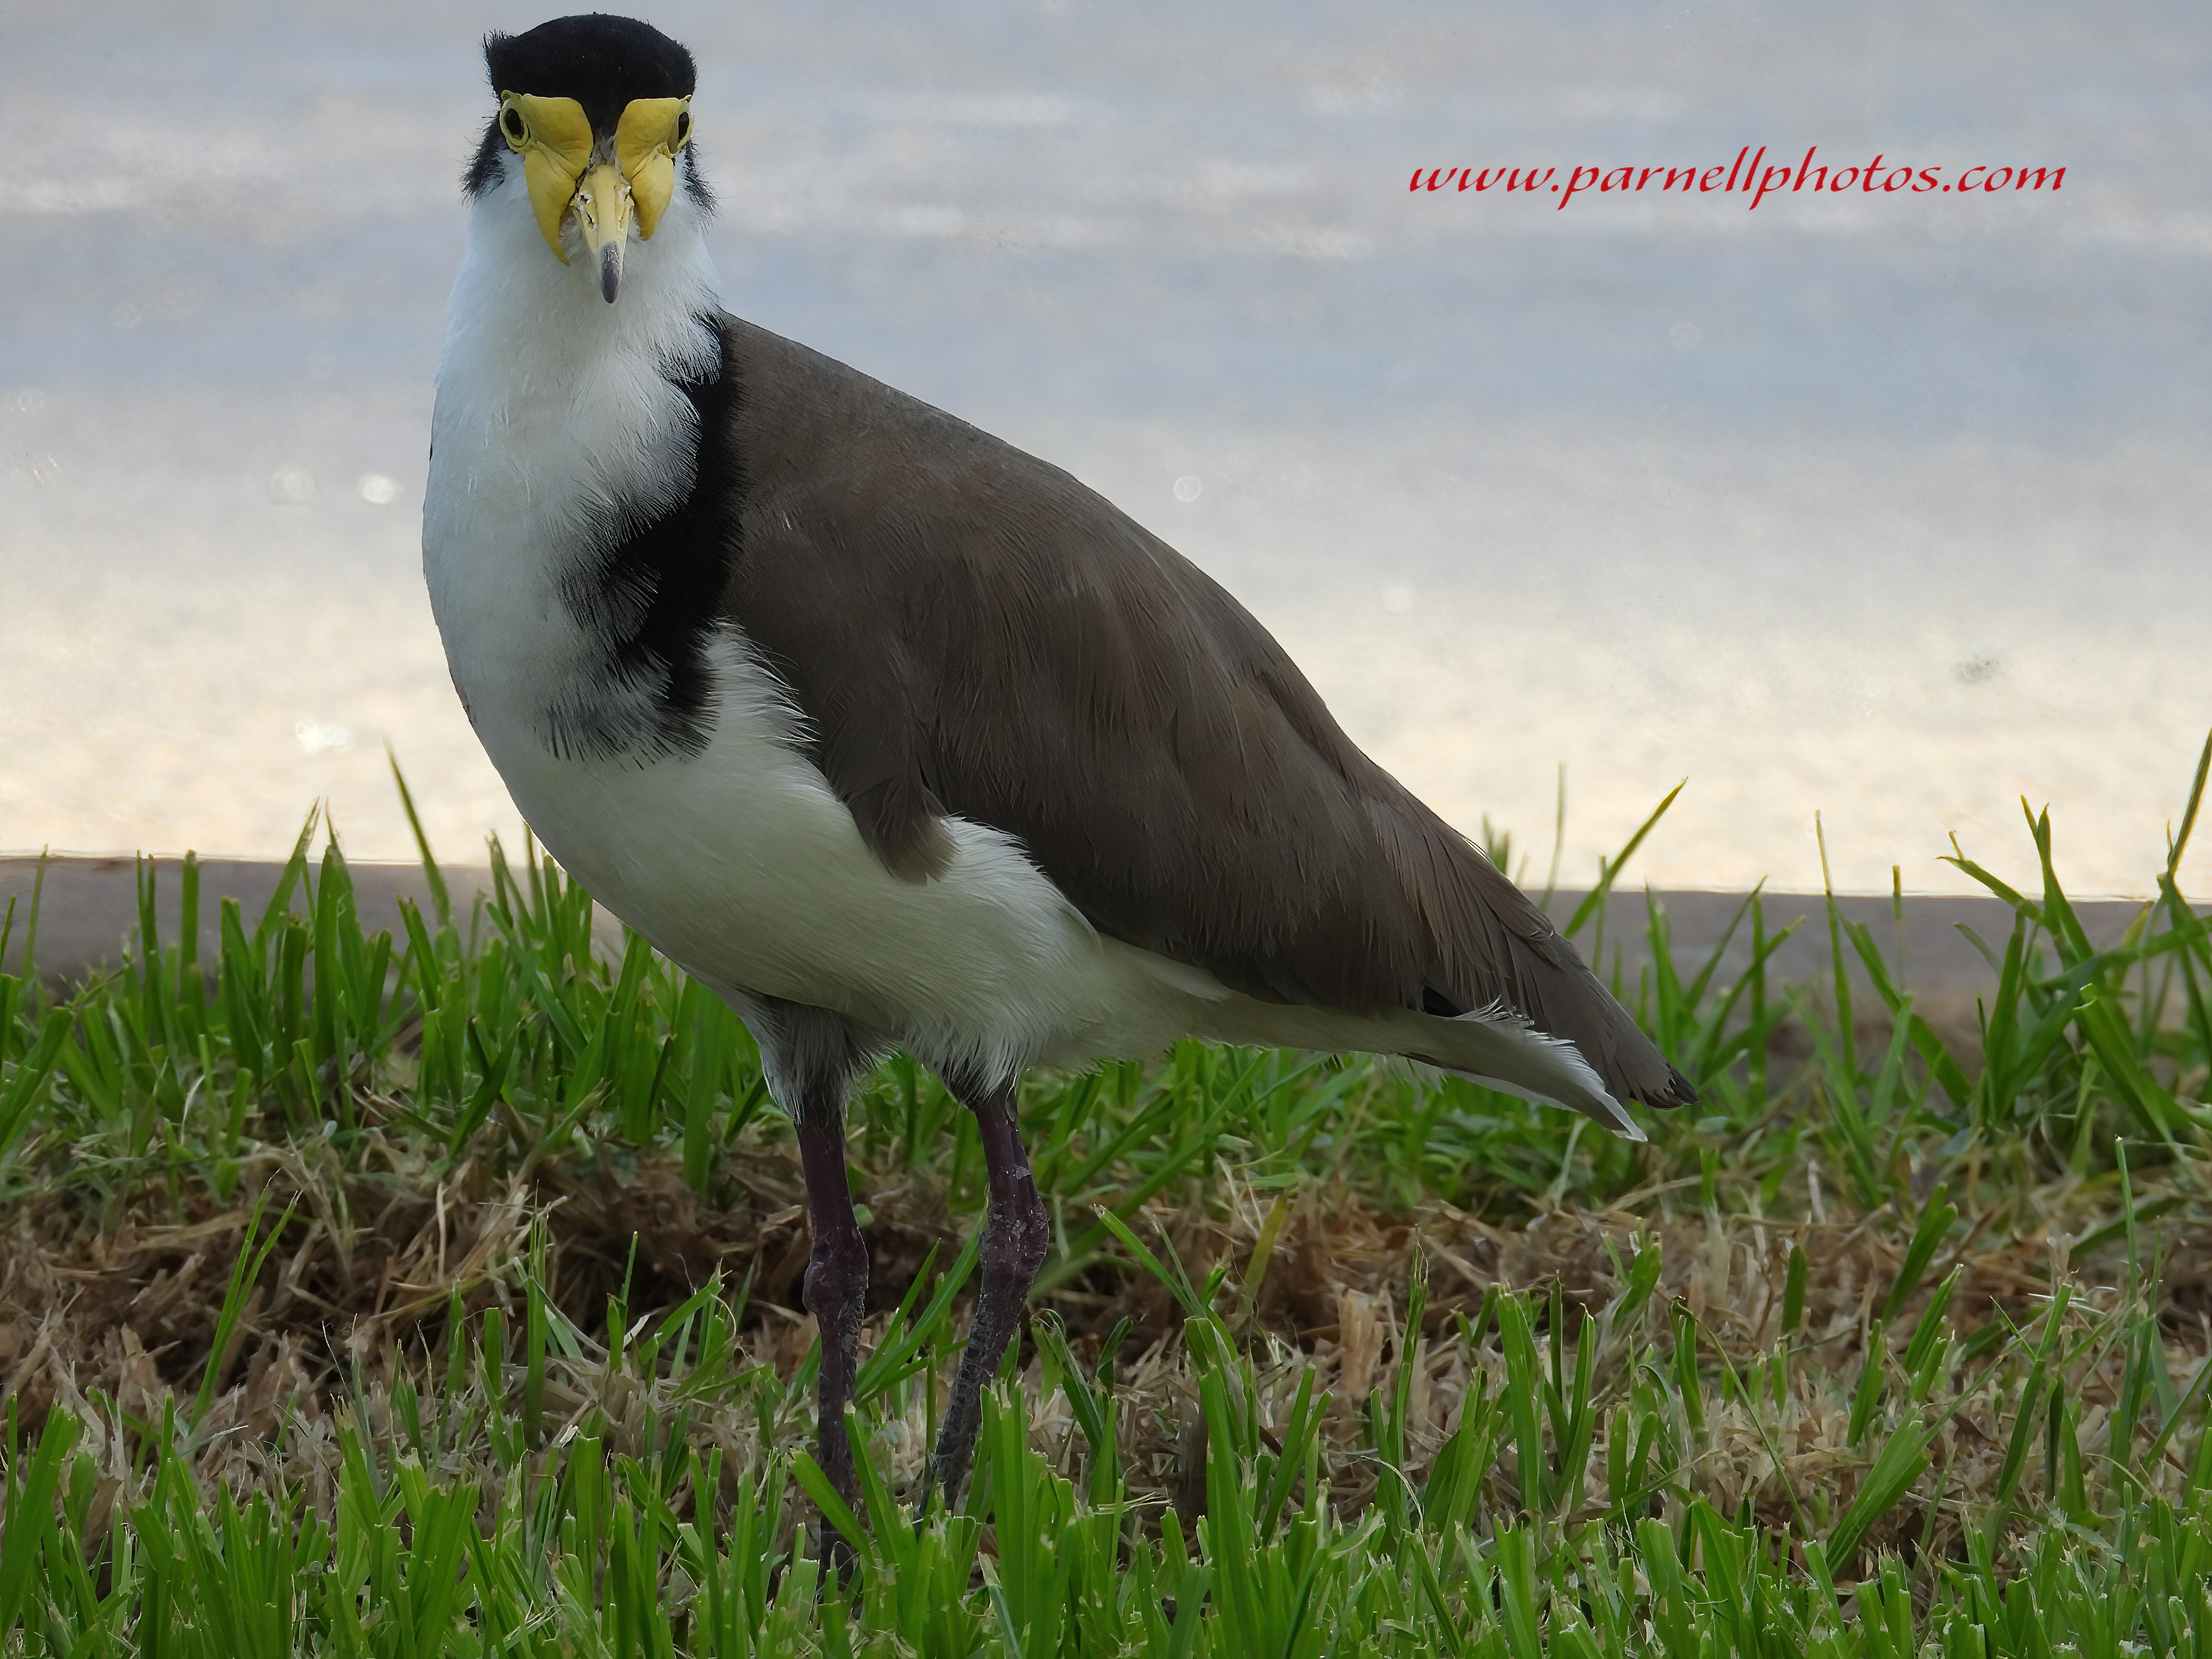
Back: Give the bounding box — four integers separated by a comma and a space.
497, 93, 594, 262
498, 91, 693, 265
615, 97, 692, 240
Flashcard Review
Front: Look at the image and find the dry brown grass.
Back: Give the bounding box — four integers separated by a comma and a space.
5, 1122, 2205, 1576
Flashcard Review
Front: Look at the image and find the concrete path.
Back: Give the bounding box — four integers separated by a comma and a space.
3, 856, 2162, 1009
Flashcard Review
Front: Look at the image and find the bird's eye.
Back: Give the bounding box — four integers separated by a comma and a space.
500, 105, 528, 147
673, 110, 691, 147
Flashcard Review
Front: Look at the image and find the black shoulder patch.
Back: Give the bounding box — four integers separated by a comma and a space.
545, 315, 746, 763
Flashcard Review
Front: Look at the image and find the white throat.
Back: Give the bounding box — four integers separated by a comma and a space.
422, 149, 727, 757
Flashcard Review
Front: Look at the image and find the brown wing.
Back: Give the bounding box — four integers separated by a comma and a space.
715, 316, 1692, 1108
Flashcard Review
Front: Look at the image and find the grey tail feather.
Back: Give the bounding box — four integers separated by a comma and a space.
1411, 1002, 1647, 1142
1426, 860, 1699, 1112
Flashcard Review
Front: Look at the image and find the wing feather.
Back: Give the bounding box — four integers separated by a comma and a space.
715, 316, 1693, 1107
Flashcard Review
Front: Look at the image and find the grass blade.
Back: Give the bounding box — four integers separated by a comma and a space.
1564, 781, 1685, 939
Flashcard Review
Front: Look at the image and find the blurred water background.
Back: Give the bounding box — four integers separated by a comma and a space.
2, 0, 2208, 897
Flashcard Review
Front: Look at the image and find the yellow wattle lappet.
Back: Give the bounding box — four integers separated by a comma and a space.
495, 89, 690, 301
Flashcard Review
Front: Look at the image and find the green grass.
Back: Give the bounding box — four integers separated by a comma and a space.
11, 1256, 2212, 1659
0, 734, 2208, 1654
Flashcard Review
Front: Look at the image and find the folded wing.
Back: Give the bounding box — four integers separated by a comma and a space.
716, 316, 1694, 1108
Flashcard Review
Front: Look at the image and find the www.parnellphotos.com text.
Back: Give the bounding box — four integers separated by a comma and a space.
1410, 146, 2066, 209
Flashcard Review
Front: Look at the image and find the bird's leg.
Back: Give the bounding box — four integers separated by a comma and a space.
923, 1072, 1049, 1515
744, 995, 878, 1575
795, 1097, 868, 1562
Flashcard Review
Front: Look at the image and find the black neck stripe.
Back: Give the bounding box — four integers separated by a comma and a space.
544, 313, 745, 764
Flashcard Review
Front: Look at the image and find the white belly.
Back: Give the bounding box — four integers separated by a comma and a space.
481, 636, 1212, 1076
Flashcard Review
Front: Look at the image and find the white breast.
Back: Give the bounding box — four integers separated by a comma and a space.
423, 154, 722, 747
422, 158, 1222, 1079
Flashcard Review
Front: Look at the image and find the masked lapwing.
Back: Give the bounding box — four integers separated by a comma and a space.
424, 12, 1697, 1530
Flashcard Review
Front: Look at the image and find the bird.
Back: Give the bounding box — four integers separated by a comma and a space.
422, 13, 1696, 1537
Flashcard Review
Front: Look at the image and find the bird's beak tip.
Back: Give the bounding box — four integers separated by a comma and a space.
572, 159, 631, 305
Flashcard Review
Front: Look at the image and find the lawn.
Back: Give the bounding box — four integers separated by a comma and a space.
0, 737, 2209, 1656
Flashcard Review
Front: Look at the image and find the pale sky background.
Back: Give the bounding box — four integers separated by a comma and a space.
2, 0, 2208, 898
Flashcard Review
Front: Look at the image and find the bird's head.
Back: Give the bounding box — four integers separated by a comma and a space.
465, 15, 704, 305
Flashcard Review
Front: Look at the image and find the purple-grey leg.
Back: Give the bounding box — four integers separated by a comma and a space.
923, 1072, 1050, 1514
796, 1109, 868, 1565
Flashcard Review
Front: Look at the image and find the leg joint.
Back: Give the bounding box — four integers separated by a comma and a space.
803, 1225, 869, 1318
982, 1177, 1050, 1286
